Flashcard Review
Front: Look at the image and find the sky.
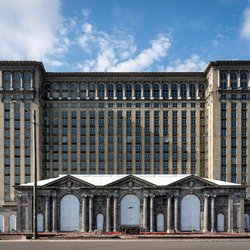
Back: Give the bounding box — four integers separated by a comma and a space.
1, 0, 250, 72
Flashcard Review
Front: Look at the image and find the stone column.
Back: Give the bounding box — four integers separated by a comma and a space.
143, 195, 148, 231
228, 194, 233, 233
150, 83, 153, 99
203, 194, 209, 233
89, 196, 93, 232
113, 196, 117, 232
150, 195, 154, 232
25, 205, 29, 232
177, 84, 181, 99
52, 194, 57, 232
122, 85, 126, 99
174, 195, 179, 232
45, 195, 50, 232
81, 195, 87, 232
106, 196, 110, 232
159, 84, 163, 99
132, 85, 135, 99
104, 84, 108, 100
211, 195, 215, 233
237, 196, 245, 232
167, 196, 172, 233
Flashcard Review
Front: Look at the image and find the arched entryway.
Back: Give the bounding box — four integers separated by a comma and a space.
120, 194, 140, 226
97, 214, 104, 231
217, 213, 225, 232
9, 214, 16, 232
181, 194, 200, 231
157, 213, 164, 232
60, 194, 80, 231
37, 213, 44, 232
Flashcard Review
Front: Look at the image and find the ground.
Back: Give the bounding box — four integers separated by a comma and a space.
1, 239, 250, 250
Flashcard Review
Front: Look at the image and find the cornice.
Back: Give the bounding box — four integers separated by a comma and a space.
0, 61, 45, 72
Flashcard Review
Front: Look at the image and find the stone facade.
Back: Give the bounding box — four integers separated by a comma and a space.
15, 174, 247, 233
0, 60, 250, 232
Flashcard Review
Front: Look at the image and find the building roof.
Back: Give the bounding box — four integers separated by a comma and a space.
20, 174, 241, 188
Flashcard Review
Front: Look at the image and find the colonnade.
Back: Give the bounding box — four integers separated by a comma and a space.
19, 192, 245, 233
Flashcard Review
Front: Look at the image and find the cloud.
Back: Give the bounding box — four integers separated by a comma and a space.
78, 22, 171, 72
0, 0, 67, 62
240, 8, 250, 39
109, 35, 171, 72
164, 54, 206, 72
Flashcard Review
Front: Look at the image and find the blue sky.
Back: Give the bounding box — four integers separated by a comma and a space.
1, 0, 250, 72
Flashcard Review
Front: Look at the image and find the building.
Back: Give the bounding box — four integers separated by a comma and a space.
15, 174, 247, 233
0, 60, 250, 232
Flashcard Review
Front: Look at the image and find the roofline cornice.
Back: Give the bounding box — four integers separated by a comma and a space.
205, 60, 250, 73
0, 61, 45, 72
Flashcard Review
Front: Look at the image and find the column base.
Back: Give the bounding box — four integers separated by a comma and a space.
167, 229, 174, 233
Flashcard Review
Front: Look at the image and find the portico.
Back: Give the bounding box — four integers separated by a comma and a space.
15, 174, 247, 233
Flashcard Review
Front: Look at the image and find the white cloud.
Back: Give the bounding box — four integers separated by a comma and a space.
78, 23, 171, 72
164, 54, 206, 72
240, 8, 250, 39
0, 0, 67, 62
110, 35, 171, 72
82, 23, 93, 34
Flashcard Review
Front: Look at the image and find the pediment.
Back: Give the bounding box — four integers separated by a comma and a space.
167, 175, 218, 188
43, 175, 95, 188
105, 175, 156, 188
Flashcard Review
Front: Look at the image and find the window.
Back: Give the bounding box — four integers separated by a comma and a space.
171, 83, 178, 99
180, 83, 187, 99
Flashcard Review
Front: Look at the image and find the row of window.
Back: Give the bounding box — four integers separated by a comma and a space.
45, 82, 205, 100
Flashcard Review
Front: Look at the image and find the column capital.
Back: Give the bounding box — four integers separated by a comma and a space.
52, 192, 57, 199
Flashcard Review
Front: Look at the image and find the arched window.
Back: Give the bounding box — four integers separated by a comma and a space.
180, 83, 187, 99
162, 83, 169, 99
171, 83, 178, 99
13, 72, 21, 89
117, 83, 123, 100
244, 214, 250, 232
230, 72, 238, 89
199, 84, 205, 98
37, 213, 44, 232
98, 83, 105, 100
120, 194, 140, 226
241, 72, 248, 89
89, 83, 96, 99
71, 82, 78, 99
217, 213, 225, 232
62, 82, 69, 99
80, 83, 87, 99
153, 83, 159, 99
126, 83, 132, 99
220, 72, 227, 80
97, 214, 104, 231
135, 83, 141, 99
52, 82, 60, 99
157, 213, 164, 232
3, 71, 11, 90
144, 83, 150, 100
0, 214, 4, 232
23, 71, 31, 90
60, 194, 80, 231
9, 214, 16, 232
107, 83, 114, 100
181, 194, 200, 231
190, 83, 196, 99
